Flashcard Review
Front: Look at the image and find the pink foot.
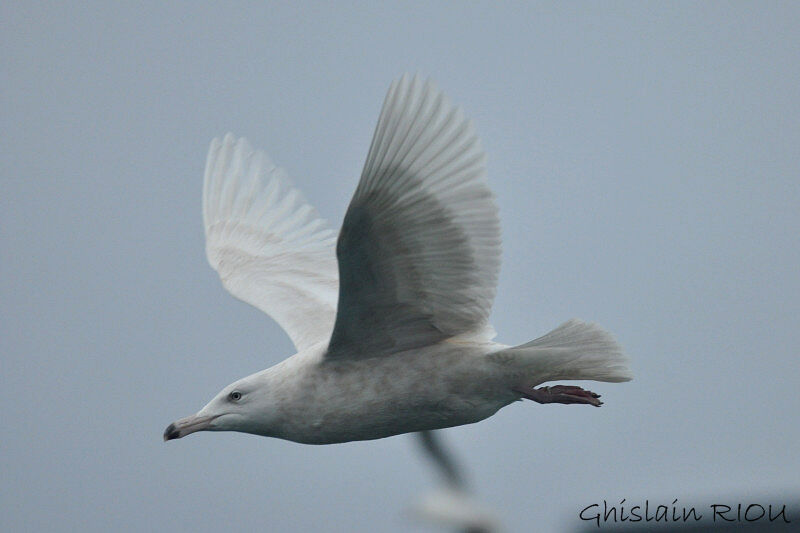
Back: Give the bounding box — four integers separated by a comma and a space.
514, 385, 603, 407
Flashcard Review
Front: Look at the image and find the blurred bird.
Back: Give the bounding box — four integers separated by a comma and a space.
164, 74, 631, 445
409, 430, 502, 533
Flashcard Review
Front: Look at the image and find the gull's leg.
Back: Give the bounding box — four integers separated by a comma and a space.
514, 385, 603, 407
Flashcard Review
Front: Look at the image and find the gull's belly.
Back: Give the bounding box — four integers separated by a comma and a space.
275, 344, 514, 444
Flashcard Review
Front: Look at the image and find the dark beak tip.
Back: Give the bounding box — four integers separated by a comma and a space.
163, 422, 180, 442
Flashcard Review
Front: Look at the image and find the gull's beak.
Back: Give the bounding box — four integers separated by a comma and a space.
163, 414, 217, 441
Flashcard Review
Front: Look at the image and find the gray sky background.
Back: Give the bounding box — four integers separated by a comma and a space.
2, 2, 799, 532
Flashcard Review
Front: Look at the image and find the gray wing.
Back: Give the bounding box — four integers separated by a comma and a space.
412, 431, 501, 533
417, 430, 466, 489
327, 74, 501, 357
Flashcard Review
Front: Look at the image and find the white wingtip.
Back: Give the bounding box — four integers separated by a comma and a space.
408, 487, 503, 532
200, 133, 340, 352
202, 133, 336, 270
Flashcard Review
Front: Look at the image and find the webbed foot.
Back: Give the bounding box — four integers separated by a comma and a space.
514, 385, 602, 407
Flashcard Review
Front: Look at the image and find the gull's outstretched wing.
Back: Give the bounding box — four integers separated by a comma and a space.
203, 134, 339, 352
412, 431, 502, 532
417, 430, 467, 489
328, 75, 501, 357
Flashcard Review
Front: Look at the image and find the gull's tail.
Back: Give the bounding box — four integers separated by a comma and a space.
495, 319, 632, 387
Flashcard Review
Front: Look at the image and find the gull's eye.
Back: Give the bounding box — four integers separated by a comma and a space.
228, 391, 242, 402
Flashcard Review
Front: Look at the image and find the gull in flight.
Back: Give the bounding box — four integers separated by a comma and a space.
410, 430, 502, 532
164, 74, 631, 444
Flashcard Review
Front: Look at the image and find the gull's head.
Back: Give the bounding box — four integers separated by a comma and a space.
163, 371, 276, 441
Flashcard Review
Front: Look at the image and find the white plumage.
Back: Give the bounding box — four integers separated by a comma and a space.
164, 74, 631, 445
203, 136, 338, 352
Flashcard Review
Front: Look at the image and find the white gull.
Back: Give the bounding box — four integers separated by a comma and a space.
164, 74, 632, 445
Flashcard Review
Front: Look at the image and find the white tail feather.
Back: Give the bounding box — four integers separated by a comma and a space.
498, 319, 632, 387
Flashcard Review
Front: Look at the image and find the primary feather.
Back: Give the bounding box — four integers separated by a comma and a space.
329, 74, 501, 356
203, 135, 338, 352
